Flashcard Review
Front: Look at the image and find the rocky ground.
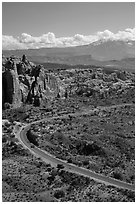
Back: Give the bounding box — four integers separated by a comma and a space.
2, 127, 135, 202
2, 55, 135, 202
30, 103, 135, 184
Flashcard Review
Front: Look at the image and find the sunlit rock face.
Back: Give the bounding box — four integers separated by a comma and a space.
2, 67, 22, 108
2, 55, 63, 108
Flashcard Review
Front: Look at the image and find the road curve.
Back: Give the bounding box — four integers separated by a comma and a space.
17, 103, 135, 191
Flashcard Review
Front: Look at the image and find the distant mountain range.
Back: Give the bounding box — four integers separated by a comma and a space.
3, 39, 135, 71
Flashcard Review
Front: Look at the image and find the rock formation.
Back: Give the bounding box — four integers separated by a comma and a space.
2, 55, 60, 108
2, 61, 22, 108
2, 54, 134, 109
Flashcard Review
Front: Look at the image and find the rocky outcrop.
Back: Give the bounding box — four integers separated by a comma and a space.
2, 57, 30, 108
2, 55, 62, 108
2, 69, 22, 108
3, 54, 134, 108
55, 67, 135, 102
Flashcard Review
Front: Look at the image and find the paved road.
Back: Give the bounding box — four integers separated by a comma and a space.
16, 103, 135, 191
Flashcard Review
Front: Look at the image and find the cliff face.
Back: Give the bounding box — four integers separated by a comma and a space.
2, 55, 61, 108
2, 56, 30, 108
2, 69, 22, 108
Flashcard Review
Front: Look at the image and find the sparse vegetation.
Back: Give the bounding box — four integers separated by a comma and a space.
2, 54, 135, 201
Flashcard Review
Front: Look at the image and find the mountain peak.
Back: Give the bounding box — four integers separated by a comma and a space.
3, 38, 135, 64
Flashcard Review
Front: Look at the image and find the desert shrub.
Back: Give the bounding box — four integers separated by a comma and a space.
125, 190, 135, 200
91, 73, 96, 79
113, 171, 123, 181
3, 105, 29, 122
26, 130, 38, 146
57, 164, 64, 169
2, 137, 7, 143
54, 190, 65, 199
4, 103, 12, 110
47, 174, 55, 185
76, 88, 84, 96
4, 121, 11, 127
46, 163, 51, 168
83, 160, 89, 166
67, 158, 72, 163
76, 141, 106, 156
116, 71, 126, 81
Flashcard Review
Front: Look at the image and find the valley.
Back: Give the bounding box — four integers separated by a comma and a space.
2, 53, 135, 201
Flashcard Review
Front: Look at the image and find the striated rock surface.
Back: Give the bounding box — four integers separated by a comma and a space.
2, 55, 61, 108
2, 67, 22, 108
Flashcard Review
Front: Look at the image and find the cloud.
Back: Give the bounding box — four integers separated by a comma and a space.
97, 30, 114, 40
2, 35, 27, 50
2, 28, 135, 50
115, 28, 135, 41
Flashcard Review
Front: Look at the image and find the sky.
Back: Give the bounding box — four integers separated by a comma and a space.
2, 2, 135, 50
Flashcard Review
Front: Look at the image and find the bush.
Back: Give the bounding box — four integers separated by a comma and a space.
113, 171, 123, 181
83, 160, 89, 166
4, 121, 11, 127
67, 158, 72, 163
57, 164, 64, 169
4, 103, 11, 110
2, 137, 7, 143
54, 190, 65, 199
27, 130, 38, 146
